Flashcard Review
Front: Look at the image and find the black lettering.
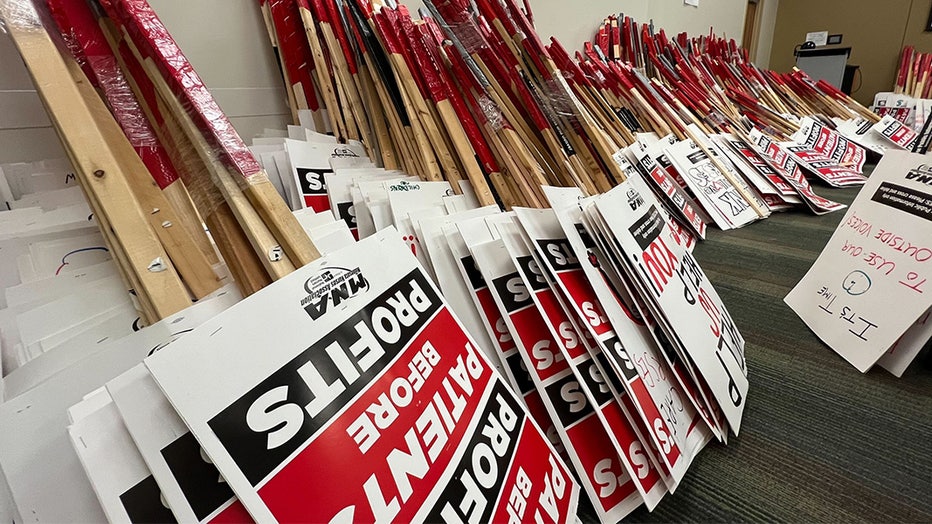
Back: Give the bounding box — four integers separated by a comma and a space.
209, 270, 441, 485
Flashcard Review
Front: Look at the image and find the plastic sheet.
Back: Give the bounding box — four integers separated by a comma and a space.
476, 93, 505, 131
424, 0, 485, 56
0, 0, 41, 32
541, 75, 582, 123
107, 25, 226, 216
45, 0, 177, 200
2, 0, 256, 220
5, 0, 158, 157
98, 0, 267, 189
431, 20, 505, 135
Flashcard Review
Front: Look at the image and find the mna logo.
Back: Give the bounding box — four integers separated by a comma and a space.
906, 164, 932, 186
627, 188, 644, 210
301, 266, 369, 320
387, 179, 421, 192
331, 146, 360, 158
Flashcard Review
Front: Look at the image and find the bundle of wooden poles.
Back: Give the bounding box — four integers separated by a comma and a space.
258, 0, 609, 209
585, 17, 881, 138
257, 2, 879, 207
0, 0, 320, 324
2, 0, 882, 324
894, 46, 932, 99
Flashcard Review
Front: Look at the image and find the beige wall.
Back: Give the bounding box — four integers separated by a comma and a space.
538, 1, 648, 48
404, 0, 649, 50
406, 0, 750, 50
904, 0, 932, 51
768, 0, 916, 106
502, 0, 749, 49
2, 0, 749, 165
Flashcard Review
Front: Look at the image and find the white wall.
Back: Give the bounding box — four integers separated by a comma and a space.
0, 0, 290, 165
646, 0, 747, 45
1, 0, 748, 166
0, 29, 65, 165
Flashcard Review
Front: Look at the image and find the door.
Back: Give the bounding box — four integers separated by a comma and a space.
743, 0, 761, 55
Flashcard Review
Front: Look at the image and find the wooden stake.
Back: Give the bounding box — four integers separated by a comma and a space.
295, 0, 348, 139
105, 0, 320, 271
3, 9, 192, 318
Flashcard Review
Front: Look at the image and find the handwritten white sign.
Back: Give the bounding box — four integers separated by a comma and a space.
786, 151, 932, 371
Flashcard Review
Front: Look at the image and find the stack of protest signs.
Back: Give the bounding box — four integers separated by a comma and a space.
0, 150, 747, 523
143, 230, 579, 523
0, 153, 358, 522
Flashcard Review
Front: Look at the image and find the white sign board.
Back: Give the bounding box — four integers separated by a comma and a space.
786, 151, 932, 371
146, 231, 579, 523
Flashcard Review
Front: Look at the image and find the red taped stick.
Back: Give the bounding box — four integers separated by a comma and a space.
268, 0, 321, 113
48, 0, 180, 190
101, 0, 264, 179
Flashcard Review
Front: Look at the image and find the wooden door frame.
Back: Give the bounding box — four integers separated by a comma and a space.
743, 0, 763, 57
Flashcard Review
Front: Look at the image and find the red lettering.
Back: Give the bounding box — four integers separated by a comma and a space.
699, 288, 721, 338
643, 237, 677, 294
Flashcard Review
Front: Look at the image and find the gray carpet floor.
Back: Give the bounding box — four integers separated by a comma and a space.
614, 183, 932, 523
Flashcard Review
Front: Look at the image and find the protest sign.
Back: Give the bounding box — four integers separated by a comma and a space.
664, 139, 760, 230
780, 141, 867, 188
285, 139, 366, 212
625, 146, 708, 239
416, 206, 505, 379
587, 174, 748, 434
543, 187, 713, 484
713, 135, 801, 210
786, 151, 932, 372
792, 117, 867, 174
748, 130, 847, 215
0, 294, 236, 523
107, 366, 251, 523
835, 118, 890, 156
67, 390, 179, 523
146, 230, 579, 523
511, 209, 679, 492
877, 309, 932, 377
872, 116, 919, 151
472, 238, 646, 520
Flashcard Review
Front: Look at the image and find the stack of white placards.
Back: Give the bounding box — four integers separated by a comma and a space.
1, 145, 747, 523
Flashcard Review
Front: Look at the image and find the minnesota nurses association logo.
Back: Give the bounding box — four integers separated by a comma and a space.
301, 266, 370, 320
906, 164, 932, 185
627, 188, 644, 210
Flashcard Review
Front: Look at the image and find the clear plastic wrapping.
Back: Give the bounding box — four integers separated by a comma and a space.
6, 0, 158, 158
541, 74, 583, 123
0, 0, 41, 32
105, 21, 226, 216
2, 0, 256, 220
87, 56, 159, 149
477, 93, 505, 131
584, 65, 609, 90
430, 9, 505, 133
43, 0, 180, 198
425, 0, 486, 55
702, 109, 728, 131
99, 0, 268, 194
